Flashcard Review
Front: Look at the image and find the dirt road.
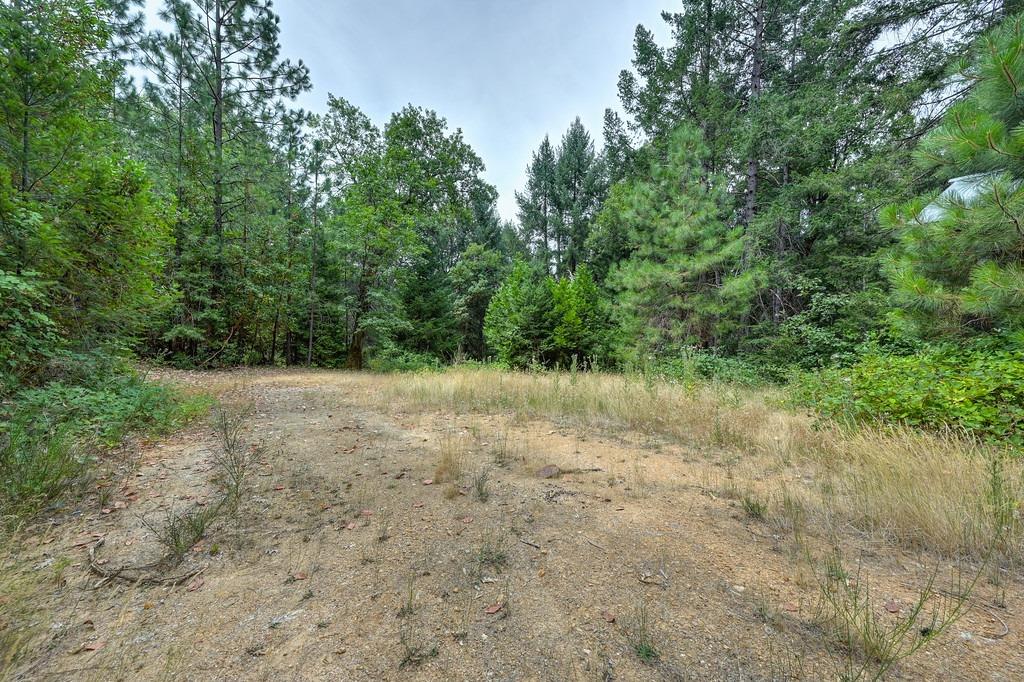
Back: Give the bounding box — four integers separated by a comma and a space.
10, 369, 1023, 680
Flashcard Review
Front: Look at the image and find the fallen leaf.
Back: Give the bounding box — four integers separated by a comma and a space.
484, 603, 504, 615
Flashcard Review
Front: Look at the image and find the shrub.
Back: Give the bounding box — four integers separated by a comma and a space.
367, 347, 442, 373
0, 369, 209, 521
647, 348, 779, 387
795, 342, 1024, 446
0, 421, 84, 519
12, 373, 208, 447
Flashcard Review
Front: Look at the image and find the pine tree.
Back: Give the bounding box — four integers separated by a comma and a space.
553, 118, 605, 276
609, 126, 760, 355
886, 15, 1024, 337
515, 135, 558, 269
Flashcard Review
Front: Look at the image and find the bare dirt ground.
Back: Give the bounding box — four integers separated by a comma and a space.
6, 369, 1024, 681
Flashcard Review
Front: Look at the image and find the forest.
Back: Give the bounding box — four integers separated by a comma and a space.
1, 1, 1024, 679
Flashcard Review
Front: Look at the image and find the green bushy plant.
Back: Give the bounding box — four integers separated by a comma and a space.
13, 373, 208, 447
367, 347, 442, 373
646, 348, 779, 387
795, 340, 1024, 447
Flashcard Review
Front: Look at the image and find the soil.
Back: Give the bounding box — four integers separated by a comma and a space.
7, 369, 1024, 681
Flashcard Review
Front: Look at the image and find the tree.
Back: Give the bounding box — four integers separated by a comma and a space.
886, 15, 1024, 337
609, 126, 760, 355
484, 261, 554, 368
553, 118, 605, 275
159, 0, 309, 280
515, 135, 558, 269
449, 243, 509, 359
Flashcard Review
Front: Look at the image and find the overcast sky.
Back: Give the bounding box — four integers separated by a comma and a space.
144, 0, 673, 220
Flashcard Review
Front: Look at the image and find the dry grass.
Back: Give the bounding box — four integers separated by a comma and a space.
433, 431, 466, 484
811, 426, 1024, 558
377, 367, 1024, 561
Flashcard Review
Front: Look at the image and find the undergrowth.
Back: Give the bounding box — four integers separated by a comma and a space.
0, 370, 210, 524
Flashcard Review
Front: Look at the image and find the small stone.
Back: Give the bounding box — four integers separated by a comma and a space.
536, 465, 561, 479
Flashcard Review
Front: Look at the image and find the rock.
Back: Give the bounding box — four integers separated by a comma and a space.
536, 464, 562, 479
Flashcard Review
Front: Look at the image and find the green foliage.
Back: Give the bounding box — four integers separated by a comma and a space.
795, 340, 1024, 446
648, 349, 779, 388
484, 261, 553, 368
449, 244, 509, 359
484, 261, 613, 369
885, 16, 1024, 338
607, 126, 761, 358
0, 420, 82, 520
367, 346, 443, 374
0, 271, 59, 393
0, 370, 209, 521
11, 372, 210, 447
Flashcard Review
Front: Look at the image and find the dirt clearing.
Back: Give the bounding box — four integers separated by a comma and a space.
3, 369, 1023, 681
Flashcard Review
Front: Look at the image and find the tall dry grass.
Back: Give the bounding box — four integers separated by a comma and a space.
375, 367, 1023, 560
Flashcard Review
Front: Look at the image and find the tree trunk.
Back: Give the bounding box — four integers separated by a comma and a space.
212, 0, 226, 282
741, 0, 764, 229
306, 156, 320, 366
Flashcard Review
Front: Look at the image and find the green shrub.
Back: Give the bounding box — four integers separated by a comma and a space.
794, 342, 1024, 447
0, 421, 84, 519
12, 373, 209, 447
367, 347, 442, 373
648, 348, 779, 387
0, 370, 210, 521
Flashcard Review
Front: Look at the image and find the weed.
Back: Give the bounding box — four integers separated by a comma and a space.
398, 619, 438, 669
470, 530, 509, 581
753, 589, 782, 630
398, 575, 417, 617
376, 506, 393, 543
143, 501, 223, 564
212, 405, 260, 506
812, 547, 978, 681
0, 421, 83, 521
491, 430, 516, 468
434, 431, 465, 483
624, 599, 658, 663
742, 493, 767, 520
473, 467, 491, 502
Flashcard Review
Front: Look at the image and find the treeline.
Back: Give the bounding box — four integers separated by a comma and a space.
1, 1, 1022, 443
497, 0, 1022, 373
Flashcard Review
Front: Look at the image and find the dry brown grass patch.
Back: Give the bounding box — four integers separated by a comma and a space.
377, 367, 1023, 561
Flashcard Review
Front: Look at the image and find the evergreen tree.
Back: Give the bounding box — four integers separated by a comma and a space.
609, 126, 759, 355
515, 135, 558, 269
886, 15, 1024, 337
553, 118, 605, 275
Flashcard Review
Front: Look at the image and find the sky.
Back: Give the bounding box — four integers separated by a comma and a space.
143, 0, 673, 221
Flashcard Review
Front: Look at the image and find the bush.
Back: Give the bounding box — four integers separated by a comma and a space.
794, 342, 1024, 447
647, 348, 780, 387
12, 373, 208, 447
0, 370, 210, 521
367, 347, 442, 373
0, 421, 83, 519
